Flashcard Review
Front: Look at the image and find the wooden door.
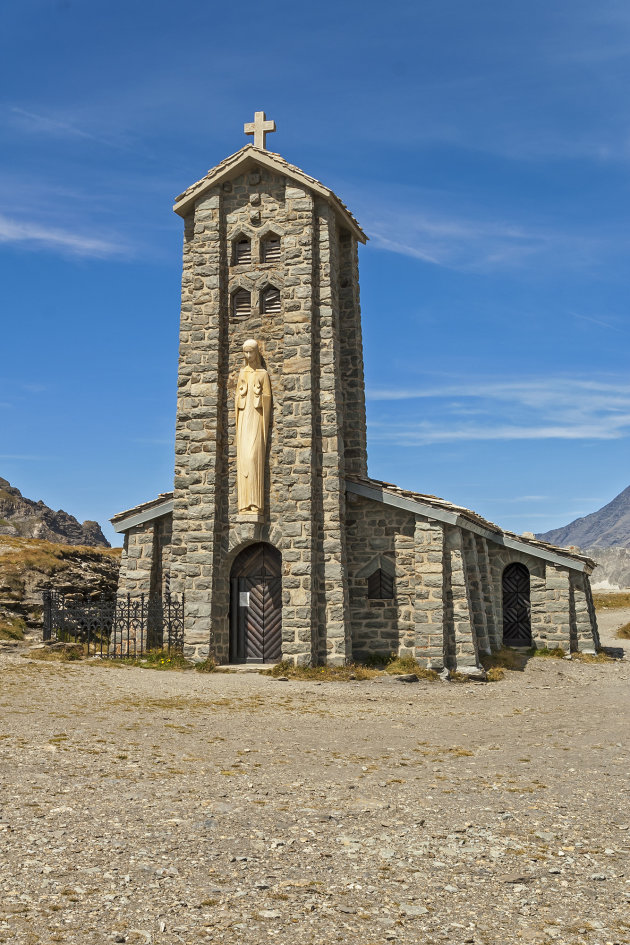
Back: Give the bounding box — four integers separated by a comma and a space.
230, 544, 282, 663
502, 563, 532, 646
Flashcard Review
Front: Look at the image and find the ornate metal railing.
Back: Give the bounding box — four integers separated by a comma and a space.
42, 591, 185, 657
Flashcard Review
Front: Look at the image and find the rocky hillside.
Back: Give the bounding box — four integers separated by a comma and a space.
0, 536, 121, 641
537, 485, 630, 549
581, 547, 630, 590
0, 478, 109, 547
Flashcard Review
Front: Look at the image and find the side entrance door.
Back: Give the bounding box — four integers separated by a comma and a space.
502, 562, 532, 646
229, 543, 282, 663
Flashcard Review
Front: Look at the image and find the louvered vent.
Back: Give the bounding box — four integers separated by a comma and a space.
367, 568, 394, 600
234, 238, 251, 265
232, 289, 251, 318
262, 237, 281, 262
262, 286, 281, 314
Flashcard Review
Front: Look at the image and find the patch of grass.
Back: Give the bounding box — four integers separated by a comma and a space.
616, 622, 630, 639
262, 659, 379, 681
448, 671, 471, 683
0, 535, 121, 598
383, 656, 438, 680
486, 666, 505, 682
533, 646, 565, 659
593, 591, 630, 610
0, 615, 26, 640
27, 642, 84, 661
573, 650, 614, 663
195, 656, 217, 673
99, 649, 193, 671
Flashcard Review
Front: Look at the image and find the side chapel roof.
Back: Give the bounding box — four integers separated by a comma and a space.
172, 144, 367, 244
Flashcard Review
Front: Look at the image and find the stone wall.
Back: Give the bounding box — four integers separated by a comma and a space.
413, 518, 446, 669
116, 523, 154, 597
116, 514, 172, 601
345, 493, 416, 660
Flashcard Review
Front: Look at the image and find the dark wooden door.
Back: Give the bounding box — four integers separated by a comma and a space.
230, 544, 282, 663
502, 563, 532, 646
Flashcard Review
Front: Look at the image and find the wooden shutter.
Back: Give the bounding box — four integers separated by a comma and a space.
234, 238, 251, 265
368, 568, 394, 600
232, 289, 251, 318
262, 286, 281, 314
262, 237, 281, 262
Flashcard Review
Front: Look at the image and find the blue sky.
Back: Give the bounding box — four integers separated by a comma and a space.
1, 0, 629, 546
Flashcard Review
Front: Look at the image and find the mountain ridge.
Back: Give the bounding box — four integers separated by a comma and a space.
0, 478, 109, 547
536, 485, 630, 549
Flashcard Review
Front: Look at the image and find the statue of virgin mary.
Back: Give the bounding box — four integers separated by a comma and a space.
235, 339, 272, 514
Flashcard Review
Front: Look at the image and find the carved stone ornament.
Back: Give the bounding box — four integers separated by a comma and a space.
235, 340, 271, 518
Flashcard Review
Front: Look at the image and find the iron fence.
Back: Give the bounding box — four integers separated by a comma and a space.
42, 590, 185, 657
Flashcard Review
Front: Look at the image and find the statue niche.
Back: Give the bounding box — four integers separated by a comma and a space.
235, 339, 271, 517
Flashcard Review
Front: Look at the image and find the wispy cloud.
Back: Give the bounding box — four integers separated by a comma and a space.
9, 106, 137, 153
364, 207, 604, 272
0, 213, 128, 259
367, 376, 630, 444
569, 311, 627, 332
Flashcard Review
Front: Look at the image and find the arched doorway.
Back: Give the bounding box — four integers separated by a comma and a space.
502, 562, 532, 646
229, 543, 282, 663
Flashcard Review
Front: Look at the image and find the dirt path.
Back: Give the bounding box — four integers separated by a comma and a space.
596, 606, 630, 648
1, 620, 629, 945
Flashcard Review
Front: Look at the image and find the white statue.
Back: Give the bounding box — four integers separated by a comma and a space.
235, 339, 271, 515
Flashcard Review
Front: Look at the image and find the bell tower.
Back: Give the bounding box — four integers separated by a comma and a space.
168, 113, 368, 665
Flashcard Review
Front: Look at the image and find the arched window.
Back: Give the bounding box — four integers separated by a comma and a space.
261, 285, 281, 314
367, 568, 395, 600
233, 236, 251, 265
232, 288, 251, 319
261, 235, 281, 263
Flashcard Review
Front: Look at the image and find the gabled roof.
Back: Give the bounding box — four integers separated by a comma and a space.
346, 476, 597, 574
173, 145, 367, 243
111, 493, 174, 533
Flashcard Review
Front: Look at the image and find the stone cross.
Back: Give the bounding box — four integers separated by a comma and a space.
244, 111, 276, 150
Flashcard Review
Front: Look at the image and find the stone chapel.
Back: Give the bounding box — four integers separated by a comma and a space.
112, 112, 600, 670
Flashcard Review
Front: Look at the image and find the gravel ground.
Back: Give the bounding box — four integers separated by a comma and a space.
1, 614, 629, 945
